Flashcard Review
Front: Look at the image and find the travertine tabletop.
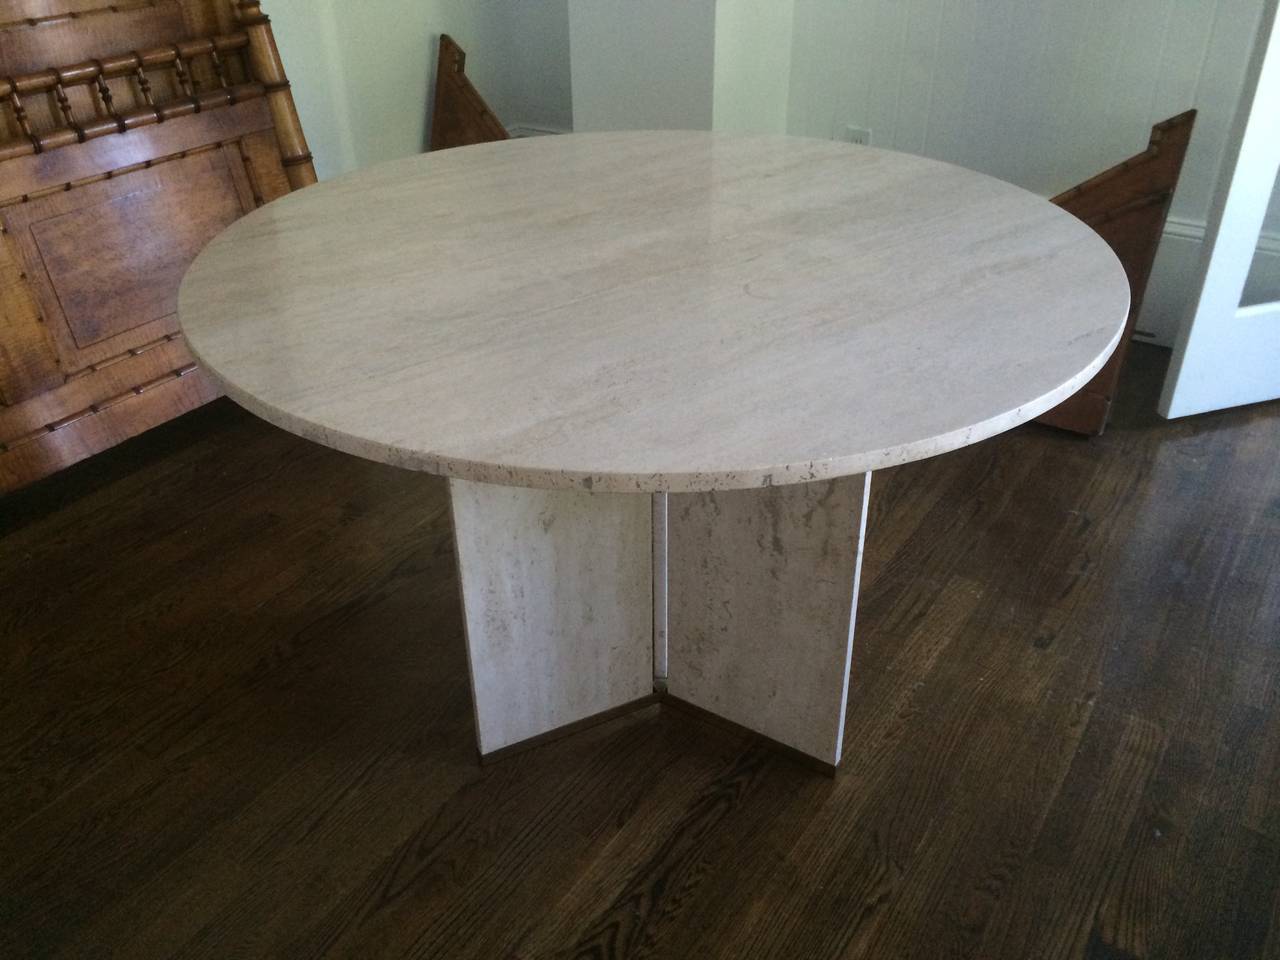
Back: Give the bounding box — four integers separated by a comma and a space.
179, 131, 1129, 493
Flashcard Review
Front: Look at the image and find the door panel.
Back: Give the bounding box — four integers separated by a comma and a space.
1160, 0, 1280, 418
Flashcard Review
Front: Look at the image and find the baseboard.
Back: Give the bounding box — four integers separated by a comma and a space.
506, 122, 571, 138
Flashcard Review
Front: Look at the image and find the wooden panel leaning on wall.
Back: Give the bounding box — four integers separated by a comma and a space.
429, 34, 508, 152
0, 0, 316, 493
1036, 110, 1196, 436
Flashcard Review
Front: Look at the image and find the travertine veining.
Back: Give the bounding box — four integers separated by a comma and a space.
449, 478, 654, 755
179, 131, 1129, 493
666, 473, 871, 766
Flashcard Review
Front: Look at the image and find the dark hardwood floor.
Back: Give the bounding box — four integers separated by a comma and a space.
2, 343, 1278, 959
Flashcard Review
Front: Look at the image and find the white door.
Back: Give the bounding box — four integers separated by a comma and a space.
1160, 0, 1280, 418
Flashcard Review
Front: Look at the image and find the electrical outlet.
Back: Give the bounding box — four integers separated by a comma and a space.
841, 124, 872, 146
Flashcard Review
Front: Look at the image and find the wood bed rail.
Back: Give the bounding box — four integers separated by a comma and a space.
0, 0, 313, 186
0, 31, 261, 159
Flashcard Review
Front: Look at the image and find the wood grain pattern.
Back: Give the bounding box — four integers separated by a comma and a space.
0, 98, 274, 199
0, 220, 62, 404
0, 1, 188, 76
0, 344, 1278, 957
0, 0, 315, 493
0, 17, 258, 157
428, 34, 509, 152
1037, 111, 1197, 436
22, 153, 243, 347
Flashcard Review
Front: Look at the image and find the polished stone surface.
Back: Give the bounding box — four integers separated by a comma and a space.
179, 131, 1129, 493
667, 473, 871, 766
449, 478, 654, 756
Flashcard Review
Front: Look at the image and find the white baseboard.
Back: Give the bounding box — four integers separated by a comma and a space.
506, 122, 572, 138
1137, 216, 1280, 346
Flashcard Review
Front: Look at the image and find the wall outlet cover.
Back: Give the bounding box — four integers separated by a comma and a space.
841, 124, 872, 146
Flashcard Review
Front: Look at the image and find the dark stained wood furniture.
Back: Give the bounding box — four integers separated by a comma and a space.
0, 0, 315, 493
428, 33, 507, 152
1037, 110, 1196, 435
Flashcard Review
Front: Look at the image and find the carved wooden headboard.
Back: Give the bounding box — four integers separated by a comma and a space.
429, 34, 508, 151
0, 0, 316, 493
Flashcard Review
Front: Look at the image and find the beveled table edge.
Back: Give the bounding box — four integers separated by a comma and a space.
186, 319, 1125, 494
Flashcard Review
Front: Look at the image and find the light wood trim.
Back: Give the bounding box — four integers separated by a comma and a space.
0, 95, 273, 199
236, 0, 315, 188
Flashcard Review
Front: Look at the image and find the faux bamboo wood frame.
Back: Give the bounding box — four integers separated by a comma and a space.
0, 0, 315, 187
0, 0, 316, 493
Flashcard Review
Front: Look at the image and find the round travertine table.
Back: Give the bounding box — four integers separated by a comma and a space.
179, 131, 1129, 771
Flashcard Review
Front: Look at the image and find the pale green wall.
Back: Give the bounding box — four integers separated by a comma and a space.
712, 0, 795, 135
266, 1, 571, 178
563, 0, 794, 135
499, 0, 573, 131
263, 1, 499, 178
569, 0, 715, 132
266, 0, 1279, 338
267, 0, 354, 180
339, 1, 509, 171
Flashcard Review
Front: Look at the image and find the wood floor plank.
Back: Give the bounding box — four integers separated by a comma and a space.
282, 710, 690, 960
1151, 701, 1280, 960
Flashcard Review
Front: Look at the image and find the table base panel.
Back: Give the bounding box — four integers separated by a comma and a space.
666, 474, 870, 768
449, 479, 655, 757
451, 474, 870, 769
